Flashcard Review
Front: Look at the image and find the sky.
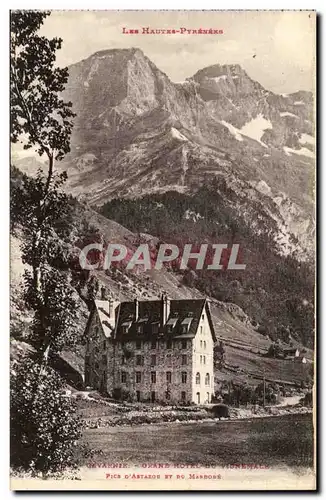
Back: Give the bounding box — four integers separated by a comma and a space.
39, 10, 316, 94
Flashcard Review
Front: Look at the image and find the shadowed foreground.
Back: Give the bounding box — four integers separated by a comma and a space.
80, 413, 313, 469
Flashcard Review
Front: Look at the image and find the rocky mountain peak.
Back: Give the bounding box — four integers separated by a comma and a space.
190, 63, 262, 101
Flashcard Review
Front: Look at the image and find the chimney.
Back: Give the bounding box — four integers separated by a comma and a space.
101, 286, 108, 300
161, 292, 170, 325
109, 298, 114, 318
134, 298, 139, 321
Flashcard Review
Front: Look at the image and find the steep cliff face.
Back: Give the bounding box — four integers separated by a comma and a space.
15, 48, 315, 260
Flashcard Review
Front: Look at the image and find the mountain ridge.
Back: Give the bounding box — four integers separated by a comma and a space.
15, 48, 315, 261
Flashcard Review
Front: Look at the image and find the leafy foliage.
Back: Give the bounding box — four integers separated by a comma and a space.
10, 359, 81, 474
10, 11, 82, 474
10, 11, 75, 160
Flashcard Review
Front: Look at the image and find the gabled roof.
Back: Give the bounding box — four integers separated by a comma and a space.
91, 300, 115, 338
114, 298, 216, 342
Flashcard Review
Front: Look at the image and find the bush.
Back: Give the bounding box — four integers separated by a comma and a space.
211, 404, 230, 419
301, 391, 313, 407
10, 359, 82, 475
112, 387, 134, 402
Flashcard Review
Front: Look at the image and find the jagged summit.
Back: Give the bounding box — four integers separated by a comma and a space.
192, 63, 248, 80
76, 47, 145, 64
30, 50, 315, 259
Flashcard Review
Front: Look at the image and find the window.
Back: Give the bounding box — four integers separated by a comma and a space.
165, 391, 171, 400
122, 323, 130, 335
136, 340, 142, 350
200, 355, 202, 364
203, 356, 206, 365
151, 340, 156, 349
151, 354, 156, 366
182, 354, 187, 365
181, 391, 186, 401
103, 340, 107, 350
151, 391, 156, 403
136, 371, 142, 383
196, 392, 200, 404
166, 371, 172, 383
121, 355, 126, 365
181, 325, 188, 334
181, 372, 187, 384
206, 392, 210, 403
205, 373, 210, 386
137, 325, 143, 335
196, 372, 200, 385
200, 340, 203, 348
152, 323, 159, 334
200, 326, 203, 334
203, 341, 206, 350
167, 339, 172, 349
121, 371, 127, 383
166, 354, 172, 367
182, 340, 187, 349
151, 371, 156, 384
167, 325, 174, 333
202, 314, 204, 320
136, 355, 144, 366
136, 390, 141, 402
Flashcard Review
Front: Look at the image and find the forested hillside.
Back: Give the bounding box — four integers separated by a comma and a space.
100, 182, 314, 347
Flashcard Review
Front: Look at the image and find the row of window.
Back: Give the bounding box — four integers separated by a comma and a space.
121, 371, 211, 385
121, 339, 188, 350
123, 324, 191, 336
196, 372, 210, 385
133, 354, 188, 366
199, 340, 207, 349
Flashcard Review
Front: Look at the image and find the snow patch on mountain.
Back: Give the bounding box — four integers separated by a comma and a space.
256, 180, 272, 195
220, 121, 243, 141
283, 146, 315, 159
181, 146, 188, 186
171, 127, 188, 141
184, 209, 204, 222
299, 133, 314, 146
212, 75, 227, 82
280, 112, 298, 118
239, 114, 272, 146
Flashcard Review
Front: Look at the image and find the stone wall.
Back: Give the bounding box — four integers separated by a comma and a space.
112, 338, 194, 403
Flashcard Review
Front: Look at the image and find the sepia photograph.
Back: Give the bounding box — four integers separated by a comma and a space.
9, 9, 316, 491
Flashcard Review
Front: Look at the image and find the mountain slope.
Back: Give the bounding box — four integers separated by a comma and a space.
15, 48, 315, 259
55, 49, 314, 259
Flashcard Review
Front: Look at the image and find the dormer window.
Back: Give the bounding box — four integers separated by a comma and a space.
122, 321, 132, 334
181, 317, 192, 334
137, 325, 143, 335
166, 317, 178, 332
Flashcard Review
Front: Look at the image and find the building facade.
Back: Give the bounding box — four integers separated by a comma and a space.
84, 292, 216, 404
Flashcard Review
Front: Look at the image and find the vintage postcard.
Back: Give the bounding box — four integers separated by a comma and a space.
10, 10, 316, 490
